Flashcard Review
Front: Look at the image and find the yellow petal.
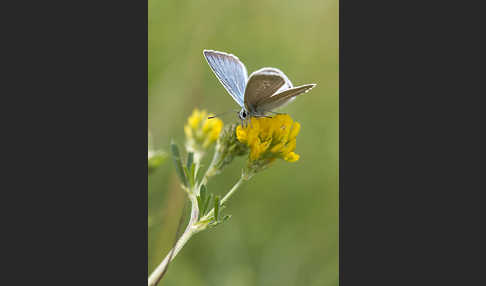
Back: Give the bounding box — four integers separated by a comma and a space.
247, 127, 260, 147
284, 152, 300, 162
249, 118, 261, 131
202, 119, 211, 133
188, 109, 202, 129
289, 122, 301, 140
259, 140, 271, 154
209, 120, 223, 141
184, 125, 192, 138
281, 139, 296, 155
236, 126, 248, 143
270, 142, 285, 153
271, 115, 291, 142
250, 143, 261, 161
238, 113, 302, 163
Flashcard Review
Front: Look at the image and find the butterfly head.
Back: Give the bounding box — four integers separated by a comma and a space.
238, 109, 251, 127
238, 109, 248, 121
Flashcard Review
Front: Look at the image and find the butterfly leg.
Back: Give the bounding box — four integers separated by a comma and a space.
253, 115, 273, 119
265, 110, 285, 115
241, 119, 248, 128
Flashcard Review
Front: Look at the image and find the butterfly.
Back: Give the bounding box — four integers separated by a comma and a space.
203, 50, 316, 127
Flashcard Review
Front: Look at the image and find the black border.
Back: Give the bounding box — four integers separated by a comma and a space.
339, 1, 482, 284
7, 0, 480, 284
10, 0, 149, 284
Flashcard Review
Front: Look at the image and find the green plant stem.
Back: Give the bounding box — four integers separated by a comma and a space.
193, 150, 204, 181
148, 175, 246, 286
148, 225, 197, 286
200, 175, 245, 222
200, 147, 221, 186
221, 176, 245, 204
148, 194, 199, 286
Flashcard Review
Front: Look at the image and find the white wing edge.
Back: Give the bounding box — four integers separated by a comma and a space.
248, 67, 293, 92
202, 49, 249, 81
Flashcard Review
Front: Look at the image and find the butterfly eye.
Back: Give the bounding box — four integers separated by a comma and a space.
242, 111, 247, 118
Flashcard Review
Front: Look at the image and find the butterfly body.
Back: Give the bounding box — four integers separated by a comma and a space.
203, 50, 316, 126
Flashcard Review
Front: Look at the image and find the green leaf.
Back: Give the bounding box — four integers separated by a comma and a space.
186, 152, 194, 169
223, 215, 231, 222
202, 193, 213, 216
197, 195, 203, 219
190, 163, 196, 186
197, 185, 208, 218
183, 165, 196, 187
200, 184, 207, 201
214, 195, 220, 221
196, 218, 212, 226
182, 153, 195, 186
183, 165, 189, 179
170, 142, 188, 186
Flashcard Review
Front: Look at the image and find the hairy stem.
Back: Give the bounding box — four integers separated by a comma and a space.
148, 175, 245, 286
148, 194, 199, 286
200, 176, 245, 221
200, 144, 223, 186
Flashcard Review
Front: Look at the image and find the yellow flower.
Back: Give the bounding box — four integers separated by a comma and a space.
236, 114, 301, 164
185, 108, 223, 152
204, 124, 249, 180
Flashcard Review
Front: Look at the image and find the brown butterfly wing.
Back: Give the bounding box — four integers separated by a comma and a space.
255, 84, 316, 113
244, 68, 291, 112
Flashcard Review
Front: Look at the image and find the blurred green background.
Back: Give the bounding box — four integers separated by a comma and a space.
148, 0, 338, 285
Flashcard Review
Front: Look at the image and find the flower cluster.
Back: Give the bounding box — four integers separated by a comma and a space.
204, 124, 249, 179
236, 114, 300, 176
184, 109, 223, 159
150, 109, 304, 285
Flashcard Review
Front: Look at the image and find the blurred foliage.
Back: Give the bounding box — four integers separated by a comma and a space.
148, 151, 167, 174
148, 131, 167, 173
148, 0, 338, 285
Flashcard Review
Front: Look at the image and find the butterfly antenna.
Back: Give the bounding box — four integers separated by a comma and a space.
208, 109, 240, 119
